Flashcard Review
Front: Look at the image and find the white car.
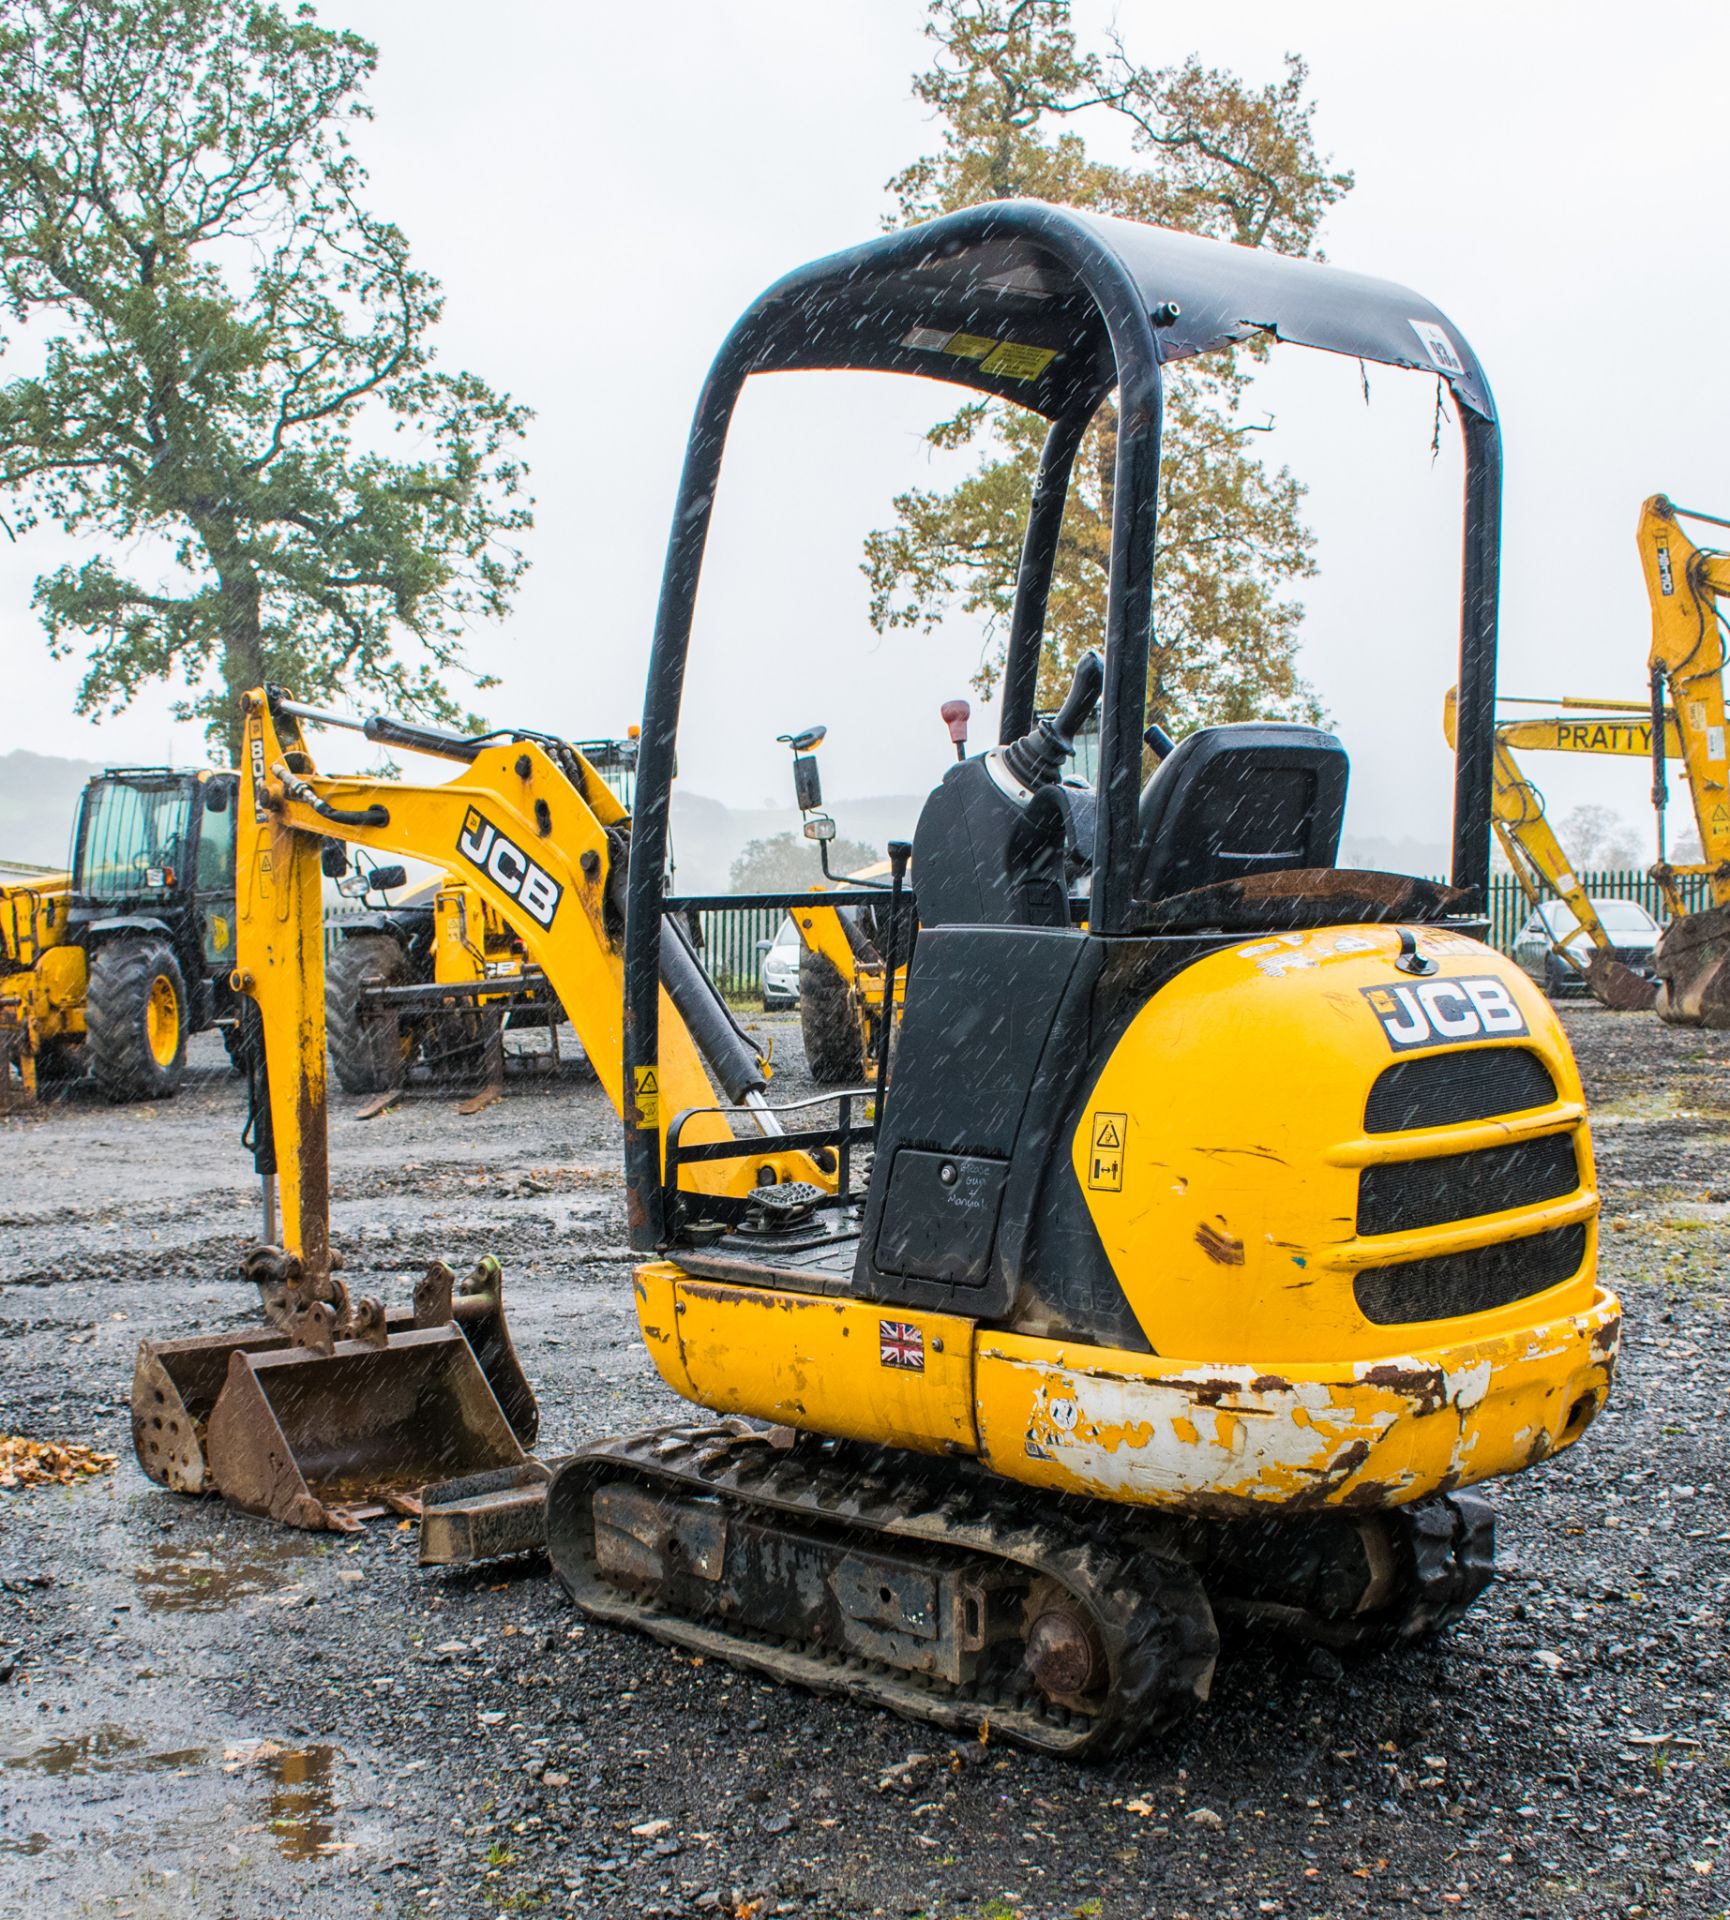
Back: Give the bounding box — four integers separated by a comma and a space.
759, 918, 802, 1009
1511, 897, 1661, 997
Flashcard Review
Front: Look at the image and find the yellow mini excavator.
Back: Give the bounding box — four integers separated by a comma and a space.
1443, 688, 1668, 1011
137, 205, 1619, 1756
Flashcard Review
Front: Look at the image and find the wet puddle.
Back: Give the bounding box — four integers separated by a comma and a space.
134, 1536, 307, 1613
3, 1729, 349, 1860
257, 1743, 343, 1859
2, 1723, 207, 1777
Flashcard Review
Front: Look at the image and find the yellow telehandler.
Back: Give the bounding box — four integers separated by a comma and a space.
2, 766, 241, 1104
136, 204, 1619, 1756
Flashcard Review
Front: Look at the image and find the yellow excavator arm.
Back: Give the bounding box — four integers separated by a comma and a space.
236, 689, 824, 1286
1444, 687, 1671, 1009
1638, 495, 1730, 900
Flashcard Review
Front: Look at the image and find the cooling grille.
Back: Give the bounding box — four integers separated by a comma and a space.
1354, 1223, 1587, 1325
1364, 1047, 1557, 1133
1357, 1132, 1579, 1238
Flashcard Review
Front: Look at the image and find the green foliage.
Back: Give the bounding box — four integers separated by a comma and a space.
729, 830, 882, 893
867, 0, 1353, 728
0, 0, 531, 757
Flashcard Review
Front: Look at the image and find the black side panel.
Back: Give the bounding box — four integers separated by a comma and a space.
853, 926, 1233, 1348
994, 934, 1234, 1354
874, 1151, 1010, 1285
853, 926, 1085, 1315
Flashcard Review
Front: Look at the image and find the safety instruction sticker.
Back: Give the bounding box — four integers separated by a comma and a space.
633, 1065, 660, 1129
980, 340, 1055, 381
901, 326, 1056, 383
1087, 1111, 1127, 1192
1409, 318, 1465, 377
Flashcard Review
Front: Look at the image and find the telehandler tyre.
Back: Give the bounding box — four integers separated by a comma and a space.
799, 945, 865, 1084
326, 933, 412, 1094
85, 937, 188, 1102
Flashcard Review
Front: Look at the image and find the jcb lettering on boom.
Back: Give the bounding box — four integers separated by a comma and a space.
1361, 976, 1528, 1051
457, 809, 562, 929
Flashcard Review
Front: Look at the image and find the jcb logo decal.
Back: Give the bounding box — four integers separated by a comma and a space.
1361, 976, 1527, 1051
457, 809, 562, 929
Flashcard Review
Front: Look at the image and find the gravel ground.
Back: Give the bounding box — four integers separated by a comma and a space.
2, 1001, 1727, 1920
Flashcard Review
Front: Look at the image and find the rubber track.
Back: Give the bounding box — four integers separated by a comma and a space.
547, 1423, 1220, 1759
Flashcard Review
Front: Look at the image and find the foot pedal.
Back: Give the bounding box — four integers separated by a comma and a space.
743, 1181, 827, 1231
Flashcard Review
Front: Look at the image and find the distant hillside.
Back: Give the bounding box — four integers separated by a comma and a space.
0, 749, 106, 866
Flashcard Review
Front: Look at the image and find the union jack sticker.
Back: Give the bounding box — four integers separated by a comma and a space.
879, 1320, 925, 1372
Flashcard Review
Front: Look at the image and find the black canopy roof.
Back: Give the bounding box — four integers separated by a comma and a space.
731, 200, 1493, 423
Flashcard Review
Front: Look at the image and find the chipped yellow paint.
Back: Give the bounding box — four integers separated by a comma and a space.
634, 1270, 978, 1457
1074, 927, 1602, 1364
972, 1293, 1619, 1513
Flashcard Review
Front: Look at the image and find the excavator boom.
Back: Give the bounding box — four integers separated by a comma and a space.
1443, 688, 1666, 1010
1636, 497, 1730, 1022
133, 689, 828, 1530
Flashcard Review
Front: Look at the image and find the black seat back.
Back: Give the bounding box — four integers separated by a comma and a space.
1136, 722, 1348, 905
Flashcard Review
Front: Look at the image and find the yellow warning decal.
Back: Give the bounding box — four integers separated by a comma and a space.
210, 915, 231, 953
980, 341, 1056, 382
901, 325, 1058, 383
1087, 1111, 1127, 1192
633, 1065, 660, 1129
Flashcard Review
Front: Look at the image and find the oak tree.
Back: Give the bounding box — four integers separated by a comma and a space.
866, 0, 1352, 729
0, 0, 530, 760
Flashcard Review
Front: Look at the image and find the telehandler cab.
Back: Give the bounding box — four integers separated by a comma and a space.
1, 765, 240, 1103
136, 203, 1619, 1757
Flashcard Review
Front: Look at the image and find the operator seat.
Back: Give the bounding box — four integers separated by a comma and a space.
1135, 722, 1348, 906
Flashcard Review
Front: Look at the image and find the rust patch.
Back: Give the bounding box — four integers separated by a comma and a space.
1360, 1362, 1448, 1417
1194, 1220, 1245, 1267
1184, 1376, 1250, 1408
1247, 1374, 1292, 1395
1338, 1477, 1397, 1509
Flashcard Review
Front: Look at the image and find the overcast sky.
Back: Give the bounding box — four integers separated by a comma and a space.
4, 0, 1728, 858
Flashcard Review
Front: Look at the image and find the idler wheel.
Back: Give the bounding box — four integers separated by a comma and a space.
1023, 1578, 1106, 1703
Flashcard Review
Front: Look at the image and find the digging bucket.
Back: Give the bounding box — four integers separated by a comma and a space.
204, 1325, 527, 1532
133, 1327, 302, 1494
1654, 902, 1730, 1027
132, 1266, 537, 1504
1584, 952, 1660, 1013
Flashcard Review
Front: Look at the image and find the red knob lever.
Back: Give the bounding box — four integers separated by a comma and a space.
940, 698, 971, 759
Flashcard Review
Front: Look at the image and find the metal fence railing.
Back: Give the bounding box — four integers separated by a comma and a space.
694, 905, 787, 997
